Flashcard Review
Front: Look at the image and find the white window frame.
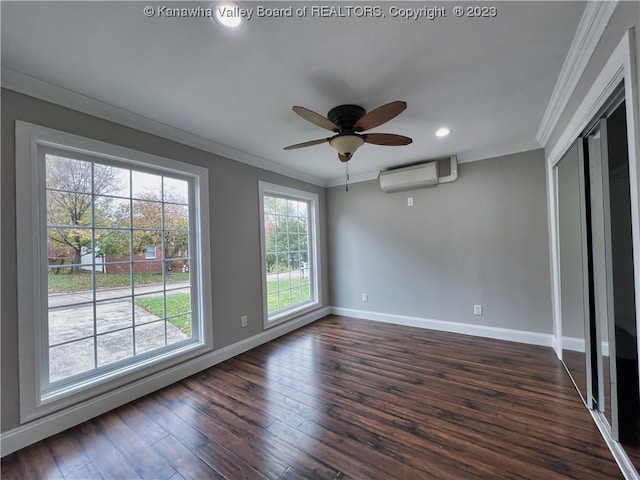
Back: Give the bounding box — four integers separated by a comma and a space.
258, 181, 322, 329
15, 121, 213, 422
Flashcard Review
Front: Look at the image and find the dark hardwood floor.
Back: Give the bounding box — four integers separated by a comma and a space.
561, 350, 588, 403
1, 315, 625, 479
562, 347, 640, 473
627, 444, 640, 474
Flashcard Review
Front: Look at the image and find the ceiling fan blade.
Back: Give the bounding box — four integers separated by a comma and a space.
284, 138, 329, 150
353, 101, 407, 132
292, 106, 340, 132
364, 133, 413, 146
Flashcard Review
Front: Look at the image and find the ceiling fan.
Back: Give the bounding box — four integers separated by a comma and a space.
284, 101, 413, 162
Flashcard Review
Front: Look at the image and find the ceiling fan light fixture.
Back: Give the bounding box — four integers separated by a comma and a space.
329, 134, 365, 159
284, 101, 411, 162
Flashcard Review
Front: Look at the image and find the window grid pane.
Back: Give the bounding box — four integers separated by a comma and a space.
46, 154, 194, 385
264, 194, 312, 317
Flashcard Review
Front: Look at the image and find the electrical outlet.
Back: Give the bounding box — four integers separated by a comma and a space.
361, 293, 368, 302
473, 305, 483, 316
407, 196, 414, 207
241, 315, 248, 327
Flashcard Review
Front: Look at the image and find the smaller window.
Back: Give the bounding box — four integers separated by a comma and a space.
145, 245, 157, 259
259, 182, 321, 328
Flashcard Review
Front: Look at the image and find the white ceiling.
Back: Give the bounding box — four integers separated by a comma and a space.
1, 1, 585, 186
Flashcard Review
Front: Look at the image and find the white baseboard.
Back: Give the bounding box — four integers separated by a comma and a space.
562, 336, 586, 353
0, 307, 330, 457
552, 335, 561, 357
330, 307, 554, 347
562, 336, 610, 356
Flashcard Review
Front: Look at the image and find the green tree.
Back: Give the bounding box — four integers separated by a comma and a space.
46, 156, 123, 273
130, 190, 189, 270
264, 196, 308, 274
47, 156, 190, 273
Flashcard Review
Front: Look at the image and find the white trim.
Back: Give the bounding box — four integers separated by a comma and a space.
537, 1, 618, 146
552, 334, 561, 356
2, 68, 325, 188
562, 336, 586, 353
547, 31, 640, 360
547, 31, 632, 167
330, 307, 553, 347
454, 142, 542, 166
548, 158, 563, 358
15, 121, 214, 422
258, 181, 323, 330
0, 306, 330, 457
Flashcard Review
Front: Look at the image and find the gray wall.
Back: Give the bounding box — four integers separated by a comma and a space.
327, 150, 553, 333
0, 88, 329, 433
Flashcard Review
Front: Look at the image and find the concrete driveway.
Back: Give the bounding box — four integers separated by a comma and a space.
48, 283, 190, 382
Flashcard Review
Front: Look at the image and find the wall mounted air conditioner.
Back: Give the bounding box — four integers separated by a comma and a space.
379, 161, 438, 193
379, 156, 458, 193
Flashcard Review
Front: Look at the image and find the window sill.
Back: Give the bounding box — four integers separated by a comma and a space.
265, 301, 321, 329
28, 339, 211, 422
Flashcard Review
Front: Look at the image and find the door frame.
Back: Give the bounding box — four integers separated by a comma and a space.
548, 30, 640, 376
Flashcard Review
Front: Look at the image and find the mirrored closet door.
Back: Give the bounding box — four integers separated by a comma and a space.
584, 97, 639, 444
557, 87, 639, 456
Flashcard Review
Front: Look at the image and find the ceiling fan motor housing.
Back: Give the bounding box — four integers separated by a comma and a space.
327, 105, 366, 132
284, 101, 411, 160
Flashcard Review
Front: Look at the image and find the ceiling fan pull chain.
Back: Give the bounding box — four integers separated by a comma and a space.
345, 161, 350, 192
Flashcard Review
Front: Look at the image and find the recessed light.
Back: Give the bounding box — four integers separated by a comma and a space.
213, 1, 245, 29
436, 127, 451, 138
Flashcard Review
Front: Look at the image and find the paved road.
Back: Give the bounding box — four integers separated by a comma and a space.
47, 282, 190, 382
48, 282, 191, 307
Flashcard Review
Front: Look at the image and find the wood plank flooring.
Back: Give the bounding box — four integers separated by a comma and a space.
563, 347, 640, 473
1, 315, 626, 479
628, 444, 640, 474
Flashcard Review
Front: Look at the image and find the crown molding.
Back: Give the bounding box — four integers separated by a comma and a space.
536, 0, 618, 147
1, 68, 327, 187
455, 141, 542, 164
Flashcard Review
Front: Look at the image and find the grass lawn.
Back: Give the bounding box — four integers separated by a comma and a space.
267, 277, 311, 313
48, 271, 189, 294
135, 293, 191, 336
137, 278, 311, 329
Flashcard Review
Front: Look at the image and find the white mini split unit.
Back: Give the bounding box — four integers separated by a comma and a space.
379, 155, 458, 193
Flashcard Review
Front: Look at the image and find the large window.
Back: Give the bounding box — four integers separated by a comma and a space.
16, 122, 212, 421
259, 182, 321, 327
